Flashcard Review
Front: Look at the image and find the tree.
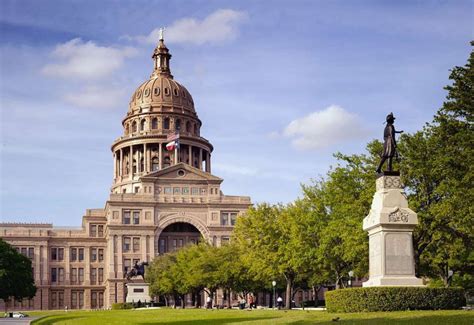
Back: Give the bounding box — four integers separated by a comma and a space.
0, 239, 36, 312
398, 42, 473, 288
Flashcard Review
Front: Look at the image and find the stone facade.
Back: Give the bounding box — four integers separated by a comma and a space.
0, 35, 251, 310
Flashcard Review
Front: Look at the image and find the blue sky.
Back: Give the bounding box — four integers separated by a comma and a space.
1, 1, 472, 226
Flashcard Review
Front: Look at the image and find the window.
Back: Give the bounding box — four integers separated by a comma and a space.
173, 88, 179, 96
91, 248, 97, 262
159, 239, 166, 254
51, 248, 57, 261
51, 292, 57, 308
98, 249, 104, 262
58, 248, 64, 261
124, 259, 131, 273
71, 268, 77, 284
91, 268, 97, 285
28, 247, 34, 259
172, 239, 177, 251
175, 119, 181, 131
152, 118, 158, 129
90, 225, 97, 237
58, 268, 64, 283
220, 213, 229, 226
140, 157, 144, 172
71, 291, 84, 309
123, 211, 131, 224
98, 225, 104, 237
163, 156, 171, 168
133, 211, 140, 224
78, 248, 84, 261
51, 268, 57, 283
186, 121, 191, 132
132, 121, 137, 132
140, 119, 146, 131
152, 157, 159, 171
182, 187, 189, 194
133, 237, 140, 252
134, 186, 139, 193
58, 291, 64, 308
71, 248, 77, 261
164, 187, 172, 194
78, 268, 84, 283
173, 187, 180, 195
21, 247, 27, 256
91, 292, 98, 308
191, 188, 199, 195
98, 268, 104, 283
230, 213, 238, 226
133, 159, 137, 174
154, 87, 160, 95
123, 237, 131, 252
221, 236, 230, 245
163, 117, 170, 130
164, 87, 170, 96
193, 123, 197, 135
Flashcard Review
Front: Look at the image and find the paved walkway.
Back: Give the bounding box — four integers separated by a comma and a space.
0, 317, 38, 325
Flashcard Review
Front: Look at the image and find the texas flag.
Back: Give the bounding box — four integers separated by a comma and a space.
166, 140, 179, 151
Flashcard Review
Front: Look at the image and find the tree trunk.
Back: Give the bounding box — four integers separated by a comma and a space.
181, 294, 186, 309
285, 277, 293, 309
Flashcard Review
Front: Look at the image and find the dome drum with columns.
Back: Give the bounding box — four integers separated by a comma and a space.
111, 35, 213, 194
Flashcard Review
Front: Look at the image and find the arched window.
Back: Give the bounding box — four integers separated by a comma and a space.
132, 121, 137, 133
140, 119, 146, 131
163, 117, 170, 130
140, 158, 144, 172
163, 156, 171, 168
175, 119, 181, 131
152, 157, 159, 171
152, 118, 158, 129
125, 123, 130, 135
125, 160, 129, 175
132, 159, 137, 174
186, 121, 191, 132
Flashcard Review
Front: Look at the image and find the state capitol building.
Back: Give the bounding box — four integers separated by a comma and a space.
0, 35, 251, 310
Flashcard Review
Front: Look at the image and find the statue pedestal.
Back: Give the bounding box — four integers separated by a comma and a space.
126, 282, 152, 303
362, 174, 423, 287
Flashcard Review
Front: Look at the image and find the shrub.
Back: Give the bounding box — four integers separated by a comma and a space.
325, 287, 466, 312
111, 302, 134, 310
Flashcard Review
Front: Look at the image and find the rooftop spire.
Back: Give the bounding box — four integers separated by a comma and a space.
151, 27, 172, 78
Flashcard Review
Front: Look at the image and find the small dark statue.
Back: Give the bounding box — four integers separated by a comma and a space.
376, 113, 403, 173
125, 261, 148, 281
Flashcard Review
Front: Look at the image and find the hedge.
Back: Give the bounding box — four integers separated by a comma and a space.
325, 287, 465, 312
111, 302, 134, 310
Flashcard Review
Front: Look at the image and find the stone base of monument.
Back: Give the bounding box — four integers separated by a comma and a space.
362, 174, 424, 287
126, 282, 152, 303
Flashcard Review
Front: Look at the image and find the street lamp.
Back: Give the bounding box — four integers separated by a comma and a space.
272, 281, 276, 309
348, 270, 354, 288
447, 269, 454, 287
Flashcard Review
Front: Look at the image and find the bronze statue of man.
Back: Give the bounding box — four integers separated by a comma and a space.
376, 113, 403, 173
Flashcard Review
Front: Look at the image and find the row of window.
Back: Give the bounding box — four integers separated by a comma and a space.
90, 224, 104, 237
51, 267, 104, 284
52, 247, 104, 262
125, 117, 198, 135
15, 246, 35, 259
158, 237, 199, 254
161, 187, 208, 195
220, 212, 238, 226
135, 85, 190, 99
123, 237, 141, 252
123, 210, 141, 225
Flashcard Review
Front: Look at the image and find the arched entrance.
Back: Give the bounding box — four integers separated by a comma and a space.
157, 222, 201, 254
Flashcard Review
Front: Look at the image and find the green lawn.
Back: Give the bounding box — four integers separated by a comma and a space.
28, 308, 473, 325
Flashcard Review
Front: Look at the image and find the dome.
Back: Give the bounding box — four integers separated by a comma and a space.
128, 75, 195, 115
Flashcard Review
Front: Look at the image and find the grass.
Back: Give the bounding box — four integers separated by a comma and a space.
28, 308, 473, 325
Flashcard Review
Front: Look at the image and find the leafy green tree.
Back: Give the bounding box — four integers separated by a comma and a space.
398, 42, 473, 288
0, 239, 36, 312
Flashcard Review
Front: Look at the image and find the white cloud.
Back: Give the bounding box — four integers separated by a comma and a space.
63, 86, 125, 109
129, 9, 248, 45
42, 38, 137, 80
283, 105, 367, 150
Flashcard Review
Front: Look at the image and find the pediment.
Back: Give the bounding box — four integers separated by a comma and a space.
140, 163, 222, 183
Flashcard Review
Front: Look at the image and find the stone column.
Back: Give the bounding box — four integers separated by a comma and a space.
119, 148, 123, 177
362, 174, 424, 287
84, 247, 91, 285
199, 148, 203, 170
206, 151, 210, 172
144, 143, 148, 173
159, 143, 163, 170
129, 145, 133, 177
113, 152, 117, 179
107, 236, 115, 278
188, 145, 192, 165
42, 245, 49, 284
148, 235, 155, 260
65, 247, 70, 285
117, 236, 123, 278
35, 246, 41, 283
141, 236, 147, 262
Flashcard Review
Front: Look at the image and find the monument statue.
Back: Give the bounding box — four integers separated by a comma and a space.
376, 112, 403, 173
125, 261, 148, 281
